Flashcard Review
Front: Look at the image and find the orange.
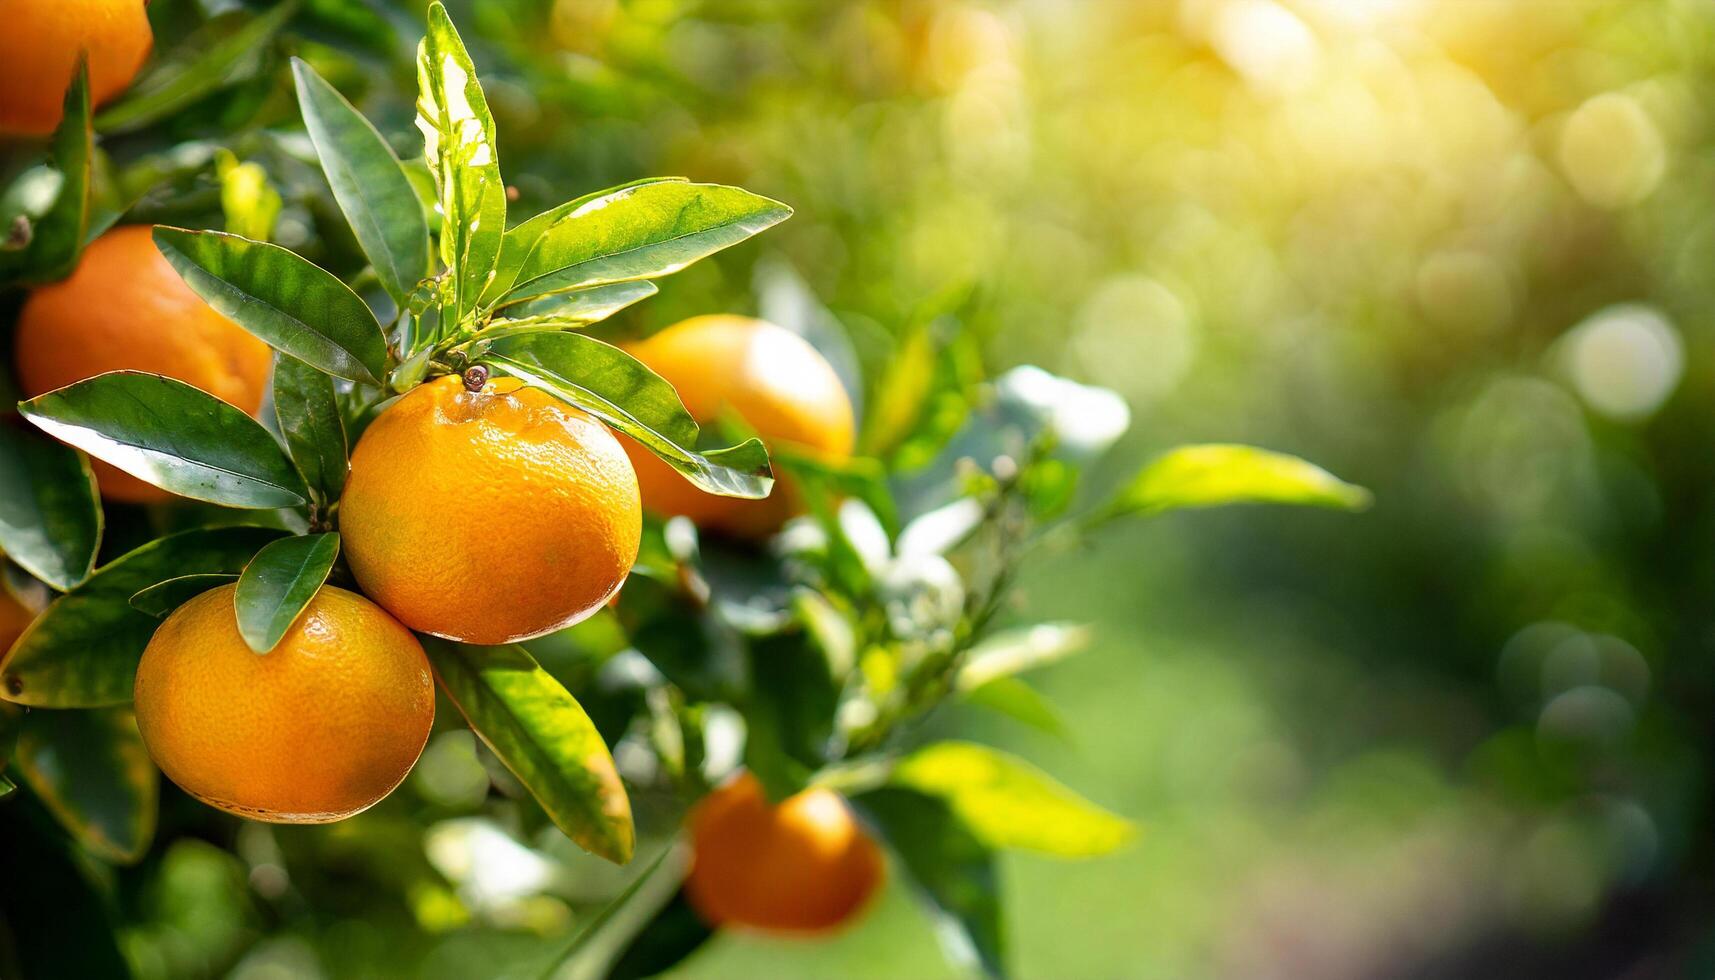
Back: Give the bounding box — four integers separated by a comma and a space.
15, 225, 274, 502
133, 584, 433, 823
685, 773, 884, 933
340, 375, 641, 645
0, 589, 33, 654
621, 315, 856, 538
0, 0, 153, 135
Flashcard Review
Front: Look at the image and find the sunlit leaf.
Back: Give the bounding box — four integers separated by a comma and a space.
292, 57, 432, 304
890, 741, 1134, 858
129, 574, 237, 619
481, 331, 773, 498
214, 150, 282, 242
19, 372, 308, 509
271, 353, 349, 509
956, 623, 1092, 691
14, 707, 158, 864
500, 181, 791, 307
0, 526, 285, 707
483, 177, 686, 309
416, 1, 505, 321
153, 227, 390, 384
425, 639, 634, 864
0, 426, 100, 591
960, 677, 1068, 738
1102, 444, 1371, 519
234, 534, 339, 653
497, 280, 659, 325
95, 3, 299, 133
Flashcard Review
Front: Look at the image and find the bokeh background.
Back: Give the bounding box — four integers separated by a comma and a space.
86, 0, 1715, 977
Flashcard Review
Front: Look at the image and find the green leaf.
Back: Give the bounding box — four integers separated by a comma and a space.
152, 227, 390, 385
94, 3, 299, 133
292, 58, 432, 304
416, 1, 506, 321
960, 678, 1068, 738
19, 372, 308, 509
890, 742, 1134, 858
129, 574, 238, 618
271, 353, 349, 508
956, 623, 1092, 691
0, 426, 100, 591
14, 708, 158, 864
744, 633, 837, 800
500, 181, 791, 307
1101, 444, 1371, 520
605, 886, 715, 980
214, 150, 282, 242
0, 800, 132, 977
498, 280, 659, 325
234, 534, 339, 653
482, 177, 686, 308
18, 60, 92, 282
0, 526, 285, 707
855, 788, 1006, 978
481, 331, 773, 498
425, 639, 634, 864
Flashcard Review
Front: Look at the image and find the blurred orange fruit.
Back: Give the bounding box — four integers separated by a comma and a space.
341, 375, 641, 645
621, 315, 855, 538
14, 225, 274, 503
133, 584, 433, 823
0, 589, 34, 653
0, 0, 153, 135
686, 772, 884, 933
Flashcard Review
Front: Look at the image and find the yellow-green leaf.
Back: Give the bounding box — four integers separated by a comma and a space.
1104, 444, 1370, 519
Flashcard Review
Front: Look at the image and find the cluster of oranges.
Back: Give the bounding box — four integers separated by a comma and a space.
3, 2, 881, 932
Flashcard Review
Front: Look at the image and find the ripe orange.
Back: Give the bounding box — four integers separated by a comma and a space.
133, 584, 433, 823
340, 375, 641, 645
685, 773, 884, 933
621, 315, 856, 538
0, 0, 153, 135
14, 225, 274, 503
0, 589, 34, 654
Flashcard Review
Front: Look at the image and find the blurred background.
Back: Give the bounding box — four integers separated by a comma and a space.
81, 0, 1715, 976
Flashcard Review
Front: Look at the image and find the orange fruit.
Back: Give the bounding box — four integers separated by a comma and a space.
340, 375, 641, 645
685, 772, 885, 933
14, 225, 274, 503
0, 0, 153, 135
622, 315, 855, 538
133, 584, 433, 823
0, 588, 34, 654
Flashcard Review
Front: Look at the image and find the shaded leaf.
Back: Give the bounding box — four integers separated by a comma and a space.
153, 227, 389, 384
14, 707, 158, 864
0, 801, 132, 977
960, 677, 1068, 739
292, 57, 431, 303
1102, 444, 1371, 520
481, 331, 773, 498
235, 534, 339, 653
271, 353, 349, 508
891, 741, 1134, 858
0, 426, 100, 591
425, 639, 634, 864
501, 181, 790, 306
0, 526, 285, 707
744, 632, 837, 800
19, 371, 307, 509
18, 60, 92, 281
95, 3, 299, 133
605, 886, 714, 980
956, 623, 1092, 691
129, 574, 238, 618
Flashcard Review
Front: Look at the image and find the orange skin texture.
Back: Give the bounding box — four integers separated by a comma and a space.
133, 585, 434, 824
0, 589, 33, 654
0, 0, 152, 135
15, 226, 274, 503
686, 773, 885, 934
621, 315, 856, 538
340, 376, 642, 645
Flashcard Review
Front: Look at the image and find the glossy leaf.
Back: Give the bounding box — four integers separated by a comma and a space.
482, 177, 686, 308
956, 623, 1092, 691
425, 640, 634, 864
500, 181, 791, 306
891, 742, 1134, 858
0, 426, 100, 591
481, 331, 773, 498
416, 1, 506, 320
14, 708, 158, 864
21, 61, 92, 281
129, 574, 238, 619
19, 372, 307, 509
95, 3, 298, 133
0, 526, 285, 707
272, 353, 349, 508
856, 788, 1006, 978
1102, 444, 1371, 519
235, 534, 339, 653
292, 58, 431, 303
498, 280, 659, 325
153, 227, 389, 384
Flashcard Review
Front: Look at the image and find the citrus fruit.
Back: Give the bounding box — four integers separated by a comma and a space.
621, 315, 856, 538
685, 772, 884, 933
340, 375, 641, 645
133, 584, 433, 823
0, 0, 153, 135
14, 225, 274, 502
0, 588, 34, 654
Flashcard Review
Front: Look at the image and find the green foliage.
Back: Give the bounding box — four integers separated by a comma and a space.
1102, 444, 1372, 520
270, 353, 350, 513
0, 426, 100, 591
233, 533, 340, 653
94, 2, 298, 134
13, 707, 157, 864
